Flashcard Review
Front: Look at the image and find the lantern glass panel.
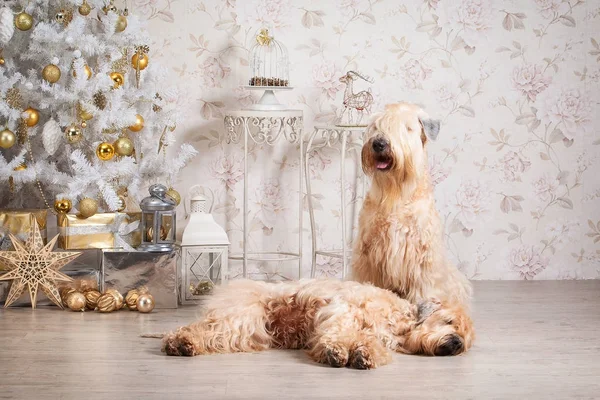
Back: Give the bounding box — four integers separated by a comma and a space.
160, 213, 174, 242
185, 249, 224, 299
143, 213, 155, 242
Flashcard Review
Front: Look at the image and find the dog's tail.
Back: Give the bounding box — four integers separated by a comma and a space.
140, 332, 167, 339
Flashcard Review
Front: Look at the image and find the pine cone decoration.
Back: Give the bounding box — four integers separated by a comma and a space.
93, 91, 107, 110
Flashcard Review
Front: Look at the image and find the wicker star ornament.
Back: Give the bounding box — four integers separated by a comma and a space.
0, 219, 81, 309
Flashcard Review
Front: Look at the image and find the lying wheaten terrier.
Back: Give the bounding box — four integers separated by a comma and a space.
162, 279, 473, 369
352, 102, 474, 337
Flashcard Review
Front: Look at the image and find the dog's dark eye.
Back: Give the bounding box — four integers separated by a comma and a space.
445, 319, 453, 325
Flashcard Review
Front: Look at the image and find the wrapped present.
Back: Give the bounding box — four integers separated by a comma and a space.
102, 249, 177, 309
1, 210, 48, 269
57, 212, 141, 250
0, 267, 100, 307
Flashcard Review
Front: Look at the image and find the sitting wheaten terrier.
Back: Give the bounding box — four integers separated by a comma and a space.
163, 279, 473, 369
353, 102, 474, 337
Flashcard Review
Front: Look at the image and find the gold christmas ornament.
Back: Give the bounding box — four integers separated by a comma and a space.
125, 289, 140, 310
15, 12, 33, 31
24, 107, 40, 127
81, 121, 87, 128
106, 288, 124, 309
0, 128, 16, 149
256, 29, 273, 46
113, 136, 134, 156
166, 188, 181, 206
136, 293, 155, 313
115, 15, 127, 32
66, 291, 86, 311
78, 197, 98, 218
54, 198, 72, 214
0, 220, 80, 309
13, 163, 27, 171
131, 53, 149, 70
6, 88, 23, 109
60, 287, 78, 307
42, 64, 62, 83
97, 293, 117, 312
116, 195, 126, 212
72, 65, 92, 79
128, 114, 144, 132
96, 142, 115, 161
109, 71, 124, 88
79, 104, 94, 121
65, 124, 83, 144
0, 57, 5, 66
79, 1, 92, 16
84, 289, 101, 310
55, 9, 73, 25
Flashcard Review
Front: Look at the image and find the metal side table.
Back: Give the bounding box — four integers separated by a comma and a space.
304, 125, 367, 279
224, 109, 304, 280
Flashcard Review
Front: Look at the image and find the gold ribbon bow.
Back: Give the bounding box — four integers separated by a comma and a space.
256, 29, 272, 46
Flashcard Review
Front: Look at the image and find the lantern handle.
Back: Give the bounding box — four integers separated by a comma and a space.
184, 185, 215, 218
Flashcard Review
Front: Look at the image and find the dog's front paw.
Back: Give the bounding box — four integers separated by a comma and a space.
162, 331, 197, 357
324, 345, 349, 368
348, 345, 375, 370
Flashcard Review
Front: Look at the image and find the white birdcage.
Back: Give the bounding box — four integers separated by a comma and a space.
244, 28, 292, 111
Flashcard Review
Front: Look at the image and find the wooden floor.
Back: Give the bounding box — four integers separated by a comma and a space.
0, 281, 599, 400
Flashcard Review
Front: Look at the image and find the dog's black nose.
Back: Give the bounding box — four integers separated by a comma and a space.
434, 334, 464, 356
372, 138, 387, 153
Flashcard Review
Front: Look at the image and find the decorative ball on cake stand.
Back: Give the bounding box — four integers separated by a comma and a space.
244, 28, 292, 111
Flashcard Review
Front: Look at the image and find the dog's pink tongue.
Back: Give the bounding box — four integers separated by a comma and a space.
376, 161, 390, 170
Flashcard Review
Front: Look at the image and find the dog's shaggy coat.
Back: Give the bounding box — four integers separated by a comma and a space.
163, 279, 473, 369
353, 102, 474, 337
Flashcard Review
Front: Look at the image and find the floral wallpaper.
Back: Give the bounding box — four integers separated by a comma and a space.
137, 0, 600, 280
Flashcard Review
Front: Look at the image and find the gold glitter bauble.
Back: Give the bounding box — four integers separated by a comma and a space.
78, 197, 98, 218
113, 136, 134, 156
54, 198, 72, 214
125, 289, 140, 310
84, 289, 101, 310
0, 129, 16, 149
66, 292, 86, 311
106, 288, 124, 309
15, 12, 33, 31
65, 125, 83, 144
136, 293, 155, 313
42, 64, 61, 83
116, 195, 126, 212
97, 293, 117, 312
24, 108, 40, 127
166, 188, 181, 206
96, 142, 115, 161
60, 287, 78, 307
115, 15, 127, 32
109, 71, 124, 88
131, 53, 149, 70
72, 65, 92, 79
128, 114, 144, 132
79, 1, 92, 16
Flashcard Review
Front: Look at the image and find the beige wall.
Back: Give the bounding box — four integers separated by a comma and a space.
139, 0, 600, 279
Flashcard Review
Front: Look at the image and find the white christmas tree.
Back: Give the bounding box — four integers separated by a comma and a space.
0, 0, 197, 213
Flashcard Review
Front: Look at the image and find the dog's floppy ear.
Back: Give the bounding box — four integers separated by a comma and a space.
419, 117, 441, 142
416, 298, 442, 325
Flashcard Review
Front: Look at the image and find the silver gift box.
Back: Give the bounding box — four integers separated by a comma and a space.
101, 250, 178, 309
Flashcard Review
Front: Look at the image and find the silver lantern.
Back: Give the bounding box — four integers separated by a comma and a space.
139, 184, 176, 252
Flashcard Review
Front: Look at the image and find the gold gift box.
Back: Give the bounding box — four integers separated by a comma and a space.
57, 212, 141, 250
1, 210, 48, 271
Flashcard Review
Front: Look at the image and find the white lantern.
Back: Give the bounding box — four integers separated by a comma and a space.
180, 189, 229, 304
